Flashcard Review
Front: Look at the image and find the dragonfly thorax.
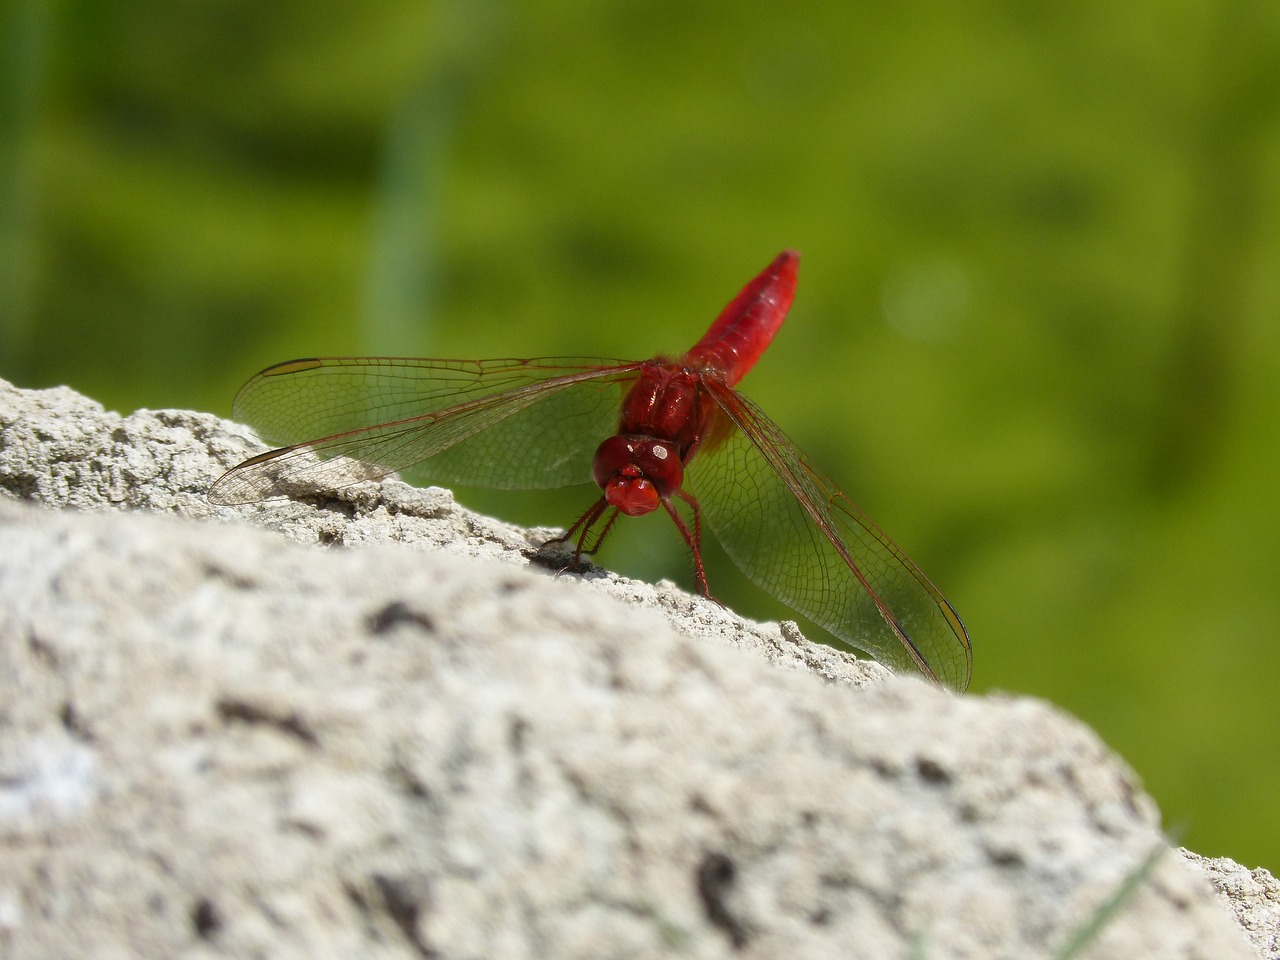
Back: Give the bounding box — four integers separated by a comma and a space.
592, 436, 683, 517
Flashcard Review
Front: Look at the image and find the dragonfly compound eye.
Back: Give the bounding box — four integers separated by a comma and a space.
592, 436, 684, 516
630, 440, 683, 498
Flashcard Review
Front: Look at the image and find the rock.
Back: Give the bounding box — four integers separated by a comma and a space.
1181, 850, 1280, 959
0, 378, 1264, 959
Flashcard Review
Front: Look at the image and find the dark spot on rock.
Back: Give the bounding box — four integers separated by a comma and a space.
59, 701, 92, 740
200, 561, 256, 590
215, 698, 318, 747
192, 898, 221, 938
916, 757, 951, 784
389, 761, 433, 801
27, 630, 58, 666
696, 851, 750, 949
989, 848, 1024, 868
374, 873, 436, 957
508, 717, 529, 753
367, 601, 435, 635
870, 758, 899, 779
689, 793, 715, 816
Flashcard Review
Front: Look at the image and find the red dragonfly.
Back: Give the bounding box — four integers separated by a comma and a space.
209, 251, 971, 690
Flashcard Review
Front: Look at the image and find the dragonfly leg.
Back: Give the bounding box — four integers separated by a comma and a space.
542, 497, 618, 576
666, 491, 713, 599
546, 497, 604, 548
580, 508, 622, 557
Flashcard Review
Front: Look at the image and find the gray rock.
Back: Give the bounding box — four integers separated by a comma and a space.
1181, 850, 1280, 959
0, 378, 1263, 958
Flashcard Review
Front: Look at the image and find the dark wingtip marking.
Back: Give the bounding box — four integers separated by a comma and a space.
263, 358, 324, 376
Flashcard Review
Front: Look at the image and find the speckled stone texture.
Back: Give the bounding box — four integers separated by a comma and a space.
0, 378, 1265, 959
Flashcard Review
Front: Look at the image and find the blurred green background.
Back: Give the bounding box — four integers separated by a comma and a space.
4, 0, 1279, 868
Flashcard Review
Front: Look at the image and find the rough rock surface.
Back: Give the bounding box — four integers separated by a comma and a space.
1181, 850, 1280, 960
0, 377, 1267, 959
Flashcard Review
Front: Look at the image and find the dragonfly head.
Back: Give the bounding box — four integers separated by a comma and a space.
592, 436, 683, 517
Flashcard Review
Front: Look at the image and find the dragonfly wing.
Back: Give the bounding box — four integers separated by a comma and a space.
231, 356, 631, 442
211, 357, 643, 504
685, 381, 972, 691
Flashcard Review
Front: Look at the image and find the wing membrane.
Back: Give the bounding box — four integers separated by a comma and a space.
687, 381, 972, 691
210, 356, 643, 504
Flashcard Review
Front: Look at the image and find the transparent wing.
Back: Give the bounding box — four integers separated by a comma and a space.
686, 381, 972, 691
209, 356, 643, 504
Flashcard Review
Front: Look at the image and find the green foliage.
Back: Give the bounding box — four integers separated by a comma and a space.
4, 0, 1279, 869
